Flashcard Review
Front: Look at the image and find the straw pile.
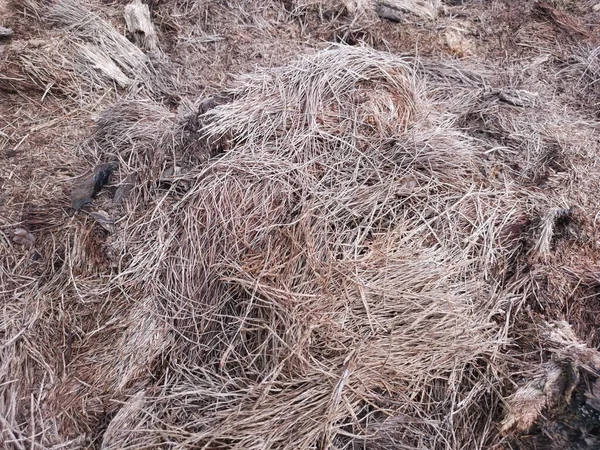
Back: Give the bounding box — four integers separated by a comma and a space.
2, 0, 600, 449
0, 0, 174, 102
52, 44, 517, 449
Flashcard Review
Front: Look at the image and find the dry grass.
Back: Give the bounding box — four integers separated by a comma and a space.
91, 46, 525, 449
3, 0, 177, 103
2, 0, 600, 449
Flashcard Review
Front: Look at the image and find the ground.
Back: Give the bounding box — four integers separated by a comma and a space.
1, 0, 600, 449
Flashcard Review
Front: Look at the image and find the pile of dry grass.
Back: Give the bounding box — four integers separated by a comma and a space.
0, 0, 176, 103
53, 45, 533, 449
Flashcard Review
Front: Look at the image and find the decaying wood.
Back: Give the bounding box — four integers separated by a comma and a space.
124, 0, 159, 52
375, 0, 440, 21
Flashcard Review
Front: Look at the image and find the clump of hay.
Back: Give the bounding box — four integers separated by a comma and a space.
82, 45, 524, 449
3, 38, 598, 448
5, 0, 176, 102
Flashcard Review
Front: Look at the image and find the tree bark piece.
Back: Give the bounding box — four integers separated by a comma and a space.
124, 0, 159, 52
375, 0, 440, 21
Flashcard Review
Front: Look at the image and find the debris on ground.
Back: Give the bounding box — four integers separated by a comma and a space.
1, 0, 600, 449
12, 228, 35, 246
113, 173, 137, 204
124, 0, 159, 53
0, 26, 13, 39
502, 322, 600, 449
498, 89, 539, 107
71, 162, 117, 210
89, 210, 115, 232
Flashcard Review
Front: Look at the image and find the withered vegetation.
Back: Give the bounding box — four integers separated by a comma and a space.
1, 0, 600, 449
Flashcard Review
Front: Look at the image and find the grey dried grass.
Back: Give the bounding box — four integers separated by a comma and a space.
14, 0, 176, 103
88, 41, 600, 448
3, 1, 600, 448
86, 45, 527, 449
